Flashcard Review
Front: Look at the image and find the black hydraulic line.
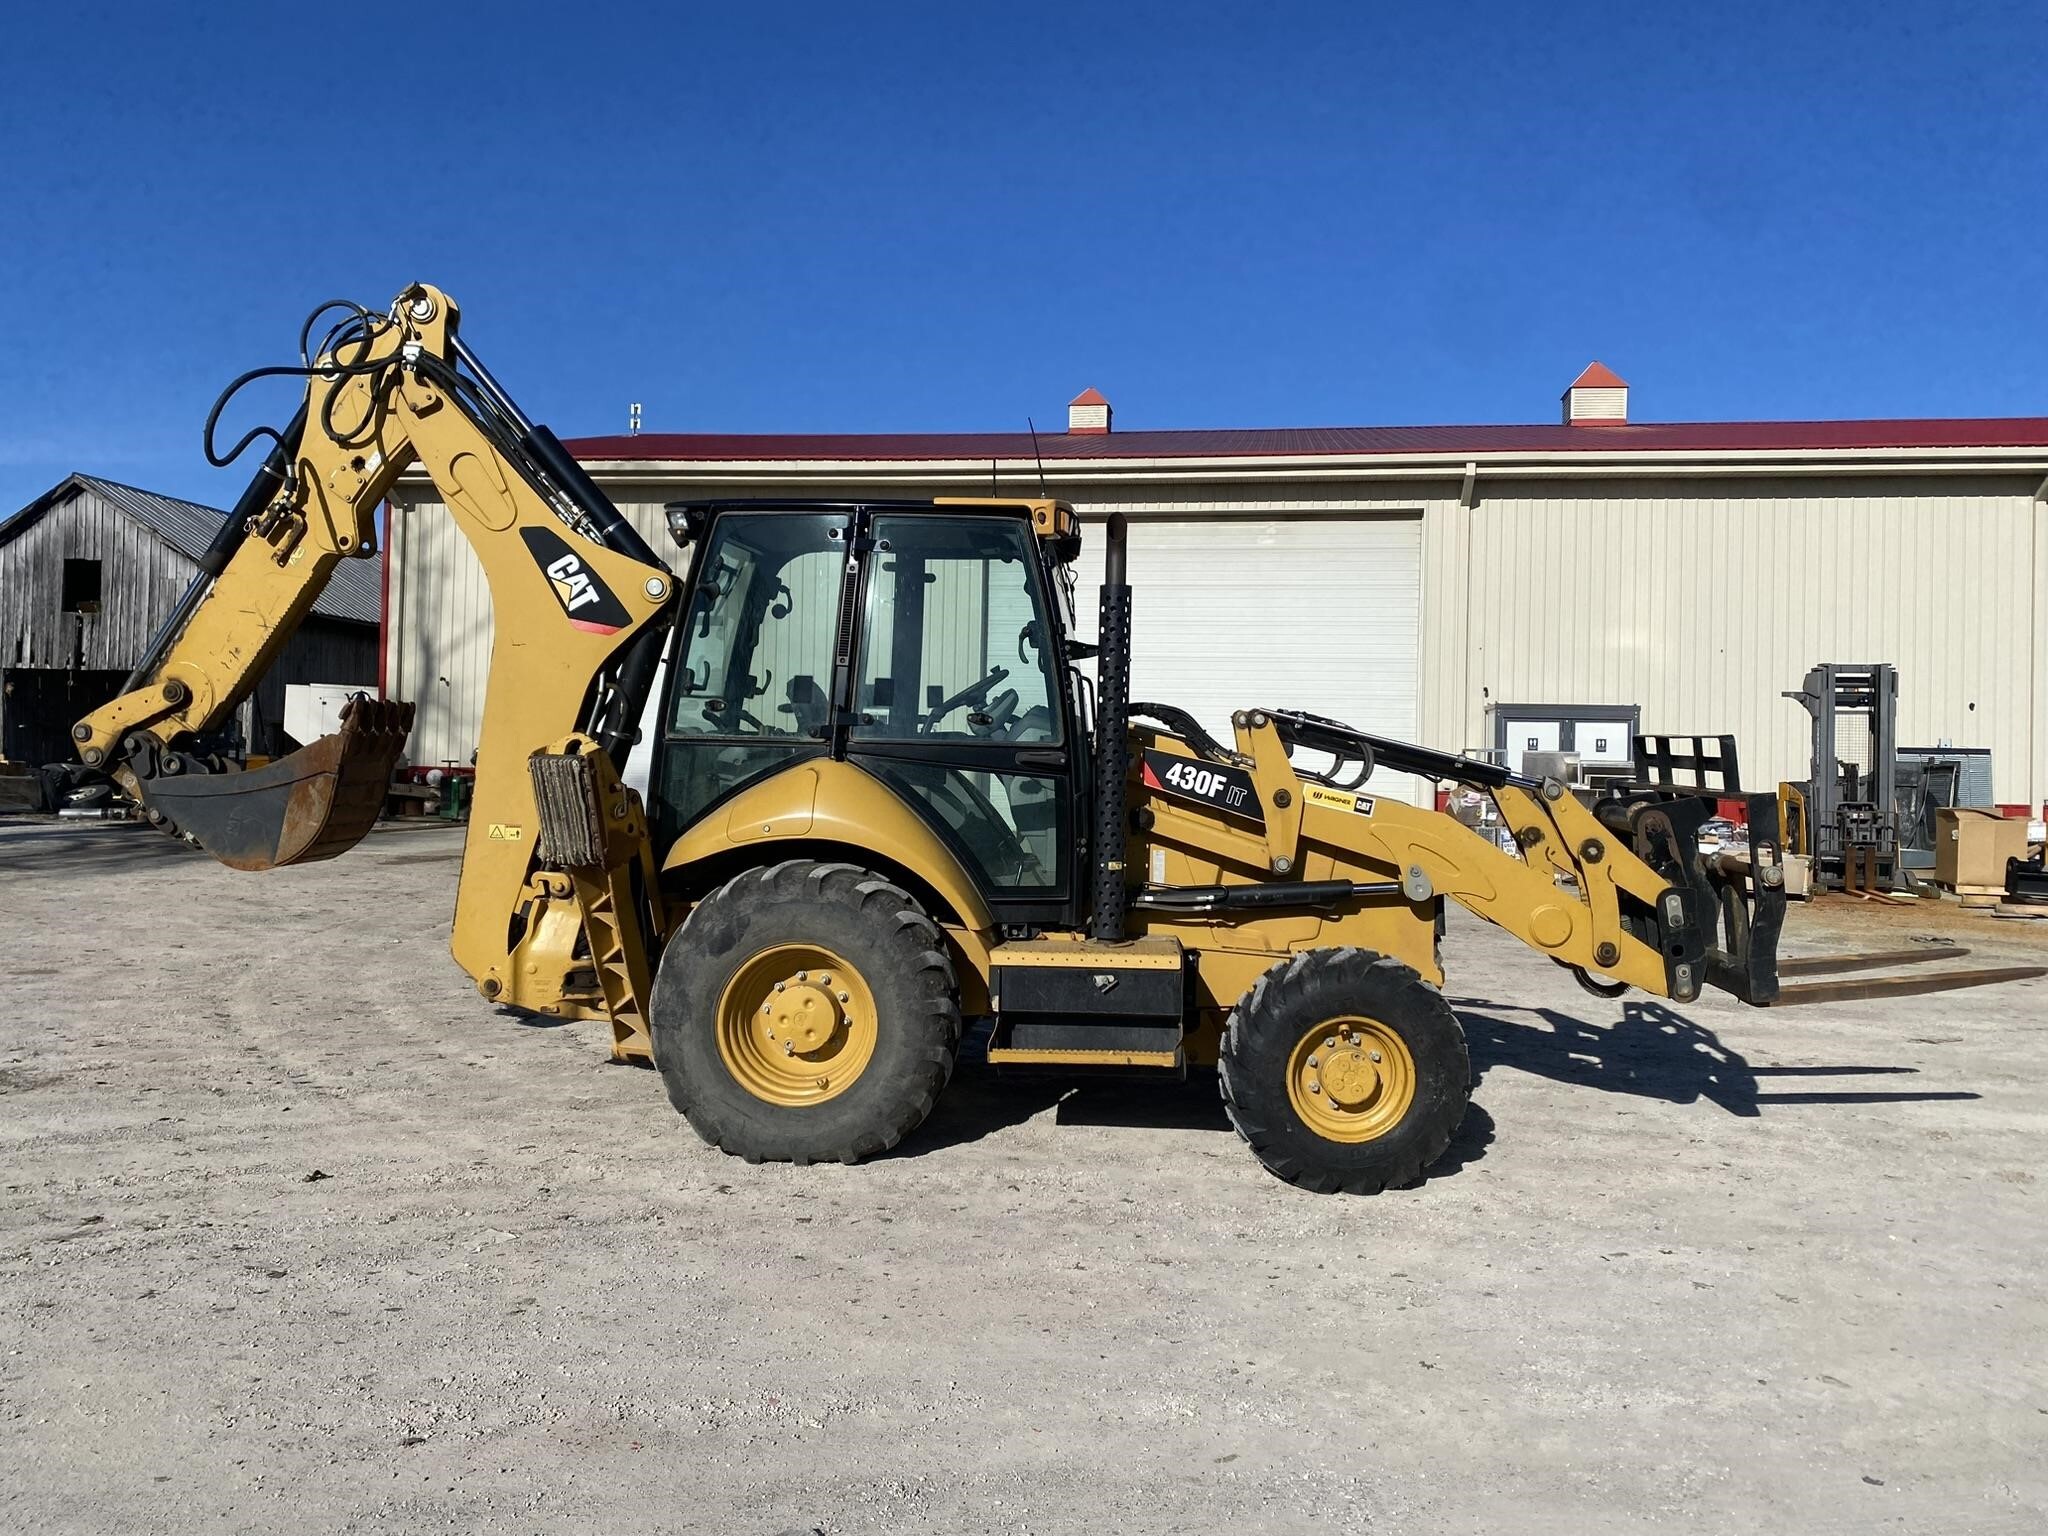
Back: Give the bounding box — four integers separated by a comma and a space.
120, 403, 309, 697
1133, 879, 1402, 915
1267, 708, 1543, 793
519, 424, 664, 569
1091, 515, 1133, 942
594, 612, 675, 771
1129, 700, 1239, 764
447, 331, 536, 434
424, 336, 670, 767
441, 332, 664, 570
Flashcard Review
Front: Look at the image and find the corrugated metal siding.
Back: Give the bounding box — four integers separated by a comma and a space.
386, 480, 1439, 770
386, 471, 2046, 811
1460, 475, 2041, 803
0, 486, 199, 670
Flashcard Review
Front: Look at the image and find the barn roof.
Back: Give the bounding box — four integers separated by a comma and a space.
0, 474, 379, 626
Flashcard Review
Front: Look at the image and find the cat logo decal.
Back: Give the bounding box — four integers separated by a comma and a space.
519, 527, 632, 635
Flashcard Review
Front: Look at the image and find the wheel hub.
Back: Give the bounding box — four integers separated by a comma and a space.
1286, 1017, 1416, 1144
718, 947, 877, 1107
1318, 1043, 1383, 1109
764, 979, 844, 1053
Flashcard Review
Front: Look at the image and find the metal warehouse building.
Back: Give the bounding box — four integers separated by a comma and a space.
383, 367, 2048, 813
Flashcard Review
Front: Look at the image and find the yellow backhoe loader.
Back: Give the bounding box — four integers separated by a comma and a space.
72, 285, 2044, 1193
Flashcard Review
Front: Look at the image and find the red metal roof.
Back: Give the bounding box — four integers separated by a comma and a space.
1566, 361, 1629, 390
567, 417, 2048, 464
1068, 387, 1110, 406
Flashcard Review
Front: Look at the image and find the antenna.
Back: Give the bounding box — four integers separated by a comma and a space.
991, 457, 998, 497
629, 402, 642, 435
1026, 417, 1048, 496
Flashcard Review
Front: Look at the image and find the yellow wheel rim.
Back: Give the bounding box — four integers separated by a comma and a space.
1285, 1017, 1416, 1144
716, 944, 878, 1108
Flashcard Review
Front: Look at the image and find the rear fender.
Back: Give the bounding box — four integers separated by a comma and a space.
659, 757, 998, 981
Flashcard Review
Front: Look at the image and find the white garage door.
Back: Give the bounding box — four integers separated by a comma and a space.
1070, 514, 1424, 803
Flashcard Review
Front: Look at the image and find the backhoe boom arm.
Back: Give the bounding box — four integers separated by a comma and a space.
76, 284, 678, 1029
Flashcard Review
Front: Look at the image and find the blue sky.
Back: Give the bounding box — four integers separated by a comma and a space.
3, 1, 2044, 512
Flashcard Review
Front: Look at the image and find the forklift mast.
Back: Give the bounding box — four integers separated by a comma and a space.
1784, 663, 1900, 891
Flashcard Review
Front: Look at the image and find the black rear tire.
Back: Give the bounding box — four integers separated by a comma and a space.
650, 859, 961, 1165
1219, 947, 1470, 1194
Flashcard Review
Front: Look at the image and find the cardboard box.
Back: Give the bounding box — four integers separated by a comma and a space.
1934, 807, 2030, 889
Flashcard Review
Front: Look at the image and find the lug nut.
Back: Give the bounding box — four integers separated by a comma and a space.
837, 991, 850, 1004
1307, 1055, 1320, 1069
796, 971, 808, 982
1324, 1037, 1337, 1049
774, 981, 785, 992
1370, 1051, 1382, 1063
818, 974, 830, 985
1308, 1080, 1322, 1094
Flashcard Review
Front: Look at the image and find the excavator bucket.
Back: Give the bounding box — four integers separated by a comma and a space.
134, 697, 414, 871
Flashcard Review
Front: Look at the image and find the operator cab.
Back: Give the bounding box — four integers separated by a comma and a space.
649, 498, 1092, 926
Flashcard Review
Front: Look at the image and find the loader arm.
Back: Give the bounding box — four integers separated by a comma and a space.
74, 284, 678, 1031
1134, 705, 2046, 1009
1131, 708, 1779, 1006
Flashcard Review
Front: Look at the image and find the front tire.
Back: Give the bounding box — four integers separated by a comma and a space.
650, 860, 961, 1164
1219, 947, 1470, 1194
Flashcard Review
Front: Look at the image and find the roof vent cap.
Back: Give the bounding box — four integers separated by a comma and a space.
1563, 362, 1628, 426
1068, 387, 1112, 435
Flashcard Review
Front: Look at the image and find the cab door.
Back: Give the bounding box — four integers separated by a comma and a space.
649, 509, 848, 851
846, 511, 1078, 926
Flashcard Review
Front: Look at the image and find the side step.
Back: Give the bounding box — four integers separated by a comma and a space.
986, 936, 1188, 1069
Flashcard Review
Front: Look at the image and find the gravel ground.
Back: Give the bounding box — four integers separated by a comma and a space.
3, 817, 2045, 1534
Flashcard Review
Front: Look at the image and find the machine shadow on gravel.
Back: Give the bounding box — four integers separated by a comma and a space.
0, 822, 197, 874
1452, 996, 1980, 1117
889, 1029, 1501, 1185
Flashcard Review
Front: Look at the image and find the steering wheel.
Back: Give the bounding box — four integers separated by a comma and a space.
922, 665, 1009, 731
699, 697, 770, 734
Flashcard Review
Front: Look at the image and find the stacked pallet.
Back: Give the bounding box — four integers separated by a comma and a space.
1933, 809, 2034, 910
1938, 880, 2007, 910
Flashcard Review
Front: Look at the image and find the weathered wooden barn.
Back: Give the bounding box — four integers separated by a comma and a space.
0, 474, 379, 765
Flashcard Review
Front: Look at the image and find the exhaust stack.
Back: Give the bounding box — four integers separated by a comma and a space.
1091, 514, 1132, 941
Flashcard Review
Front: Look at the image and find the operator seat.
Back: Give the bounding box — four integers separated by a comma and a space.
782, 675, 830, 737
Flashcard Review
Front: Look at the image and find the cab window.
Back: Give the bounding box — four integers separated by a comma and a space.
852, 515, 1060, 745
670, 512, 844, 740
